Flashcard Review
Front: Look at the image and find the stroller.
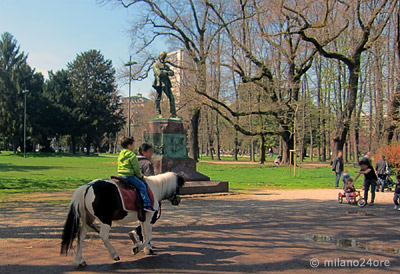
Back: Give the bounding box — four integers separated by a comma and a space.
274, 155, 282, 165
379, 173, 395, 192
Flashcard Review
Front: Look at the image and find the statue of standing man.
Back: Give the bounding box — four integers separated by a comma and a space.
152, 51, 177, 118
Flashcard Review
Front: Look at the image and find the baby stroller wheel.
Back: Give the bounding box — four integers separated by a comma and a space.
357, 198, 366, 208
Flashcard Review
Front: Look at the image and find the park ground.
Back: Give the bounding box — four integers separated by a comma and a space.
1, 152, 399, 273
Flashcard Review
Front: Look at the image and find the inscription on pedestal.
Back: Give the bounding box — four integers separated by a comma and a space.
144, 118, 196, 173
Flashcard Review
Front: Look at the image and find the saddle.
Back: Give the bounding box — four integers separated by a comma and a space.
110, 176, 154, 222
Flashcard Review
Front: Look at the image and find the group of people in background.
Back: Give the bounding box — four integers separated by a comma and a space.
332, 151, 400, 211
332, 151, 395, 207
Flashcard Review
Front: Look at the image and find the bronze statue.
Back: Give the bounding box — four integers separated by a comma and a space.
152, 51, 177, 118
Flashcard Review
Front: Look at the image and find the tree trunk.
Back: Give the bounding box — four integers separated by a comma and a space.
317, 56, 325, 162
71, 135, 76, 154
374, 48, 384, 150
388, 7, 400, 143
368, 71, 373, 152
332, 64, 361, 156
354, 126, 360, 164
388, 86, 400, 143
310, 125, 313, 161
281, 131, 294, 165
86, 137, 91, 155
113, 134, 118, 154
214, 32, 221, 161
347, 133, 352, 162
259, 134, 266, 164
189, 108, 200, 161
204, 110, 214, 160
12, 136, 18, 154
251, 137, 255, 161
215, 112, 221, 160
233, 130, 238, 161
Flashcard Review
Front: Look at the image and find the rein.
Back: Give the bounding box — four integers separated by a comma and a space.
156, 202, 162, 221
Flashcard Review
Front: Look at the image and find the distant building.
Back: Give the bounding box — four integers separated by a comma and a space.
167, 49, 194, 100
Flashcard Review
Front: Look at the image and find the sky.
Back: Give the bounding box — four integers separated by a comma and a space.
0, 0, 157, 97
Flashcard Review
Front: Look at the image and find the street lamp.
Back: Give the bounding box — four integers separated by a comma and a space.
22, 89, 29, 158
124, 57, 137, 137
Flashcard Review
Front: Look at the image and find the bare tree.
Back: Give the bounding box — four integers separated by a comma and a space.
111, 0, 228, 160
387, 4, 400, 142
285, 0, 396, 156
198, 0, 317, 164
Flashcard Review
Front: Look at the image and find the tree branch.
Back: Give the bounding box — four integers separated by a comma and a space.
203, 103, 284, 137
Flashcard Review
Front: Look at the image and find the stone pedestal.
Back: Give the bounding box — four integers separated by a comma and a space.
144, 118, 196, 174
144, 117, 229, 194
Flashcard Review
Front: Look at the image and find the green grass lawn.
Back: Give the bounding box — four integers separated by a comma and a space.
0, 151, 362, 198
0, 152, 117, 197
197, 162, 347, 190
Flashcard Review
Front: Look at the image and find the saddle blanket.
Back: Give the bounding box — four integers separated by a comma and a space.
108, 180, 154, 211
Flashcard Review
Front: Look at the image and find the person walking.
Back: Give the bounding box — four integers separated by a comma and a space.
362, 152, 372, 167
393, 175, 400, 210
354, 160, 378, 206
332, 151, 344, 188
375, 155, 389, 192
137, 143, 155, 176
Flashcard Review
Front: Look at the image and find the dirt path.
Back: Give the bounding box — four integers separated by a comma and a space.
1, 189, 399, 273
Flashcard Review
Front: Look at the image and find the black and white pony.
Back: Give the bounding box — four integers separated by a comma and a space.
61, 172, 184, 266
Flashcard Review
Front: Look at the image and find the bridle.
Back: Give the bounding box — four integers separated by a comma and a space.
156, 182, 181, 222
168, 184, 182, 206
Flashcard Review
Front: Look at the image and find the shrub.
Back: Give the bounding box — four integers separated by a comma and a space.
375, 143, 400, 174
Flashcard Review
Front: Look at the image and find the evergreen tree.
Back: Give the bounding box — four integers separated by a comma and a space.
43, 70, 79, 152
0, 32, 43, 152
67, 50, 124, 154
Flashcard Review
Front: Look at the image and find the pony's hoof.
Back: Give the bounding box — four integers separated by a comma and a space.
144, 248, 155, 255
79, 262, 87, 267
114, 256, 120, 261
132, 246, 140, 255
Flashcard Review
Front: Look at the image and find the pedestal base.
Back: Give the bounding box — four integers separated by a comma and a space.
152, 157, 196, 174
179, 181, 229, 195
144, 117, 229, 194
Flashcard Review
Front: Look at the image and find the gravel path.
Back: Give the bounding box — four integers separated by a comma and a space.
0, 189, 399, 273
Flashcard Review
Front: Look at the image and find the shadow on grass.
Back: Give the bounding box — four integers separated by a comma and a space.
0, 152, 101, 158
0, 163, 59, 172
0, 178, 86, 192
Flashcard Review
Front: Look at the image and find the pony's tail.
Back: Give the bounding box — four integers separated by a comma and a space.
60, 185, 87, 255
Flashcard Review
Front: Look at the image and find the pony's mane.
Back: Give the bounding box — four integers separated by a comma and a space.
146, 172, 178, 200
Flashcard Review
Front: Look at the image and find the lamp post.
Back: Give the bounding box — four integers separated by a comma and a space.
124, 57, 137, 137
22, 90, 29, 158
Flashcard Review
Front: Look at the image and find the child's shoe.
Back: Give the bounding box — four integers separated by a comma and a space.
144, 207, 156, 212
394, 205, 398, 210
